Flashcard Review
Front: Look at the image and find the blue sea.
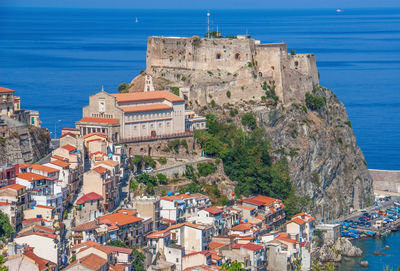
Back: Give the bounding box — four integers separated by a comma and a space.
0, 7, 400, 171
0, 7, 400, 269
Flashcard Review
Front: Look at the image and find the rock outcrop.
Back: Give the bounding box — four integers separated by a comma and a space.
317, 237, 362, 263
0, 117, 50, 164
255, 86, 374, 219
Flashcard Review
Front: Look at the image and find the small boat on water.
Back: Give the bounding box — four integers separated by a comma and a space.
135, 17, 139, 23
336, 9, 343, 13
394, 201, 400, 207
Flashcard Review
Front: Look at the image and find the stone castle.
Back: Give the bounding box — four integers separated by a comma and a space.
145, 35, 319, 105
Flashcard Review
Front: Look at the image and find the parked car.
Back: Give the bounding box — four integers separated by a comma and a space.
361, 216, 370, 221
359, 217, 368, 222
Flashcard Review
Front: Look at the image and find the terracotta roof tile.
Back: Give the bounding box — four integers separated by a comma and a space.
24, 251, 47, 270
98, 213, 143, 226
72, 253, 107, 270
93, 166, 108, 175
204, 206, 223, 215
0, 184, 26, 191
72, 220, 99, 232
242, 242, 263, 251
17, 172, 53, 182
76, 192, 103, 205
208, 241, 226, 250
83, 132, 108, 139
34, 205, 55, 210
60, 132, 77, 139
121, 103, 173, 113
62, 144, 77, 152
18, 231, 57, 239
50, 159, 70, 168
112, 90, 184, 103
51, 155, 69, 162
0, 86, 15, 93
236, 205, 255, 211
94, 160, 119, 167
0, 201, 10, 206
31, 164, 59, 173
79, 117, 119, 124
103, 245, 133, 254
231, 223, 253, 231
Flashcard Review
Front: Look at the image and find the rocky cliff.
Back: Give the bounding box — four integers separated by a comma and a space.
0, 117, 50, 165
194, 85, 374, 219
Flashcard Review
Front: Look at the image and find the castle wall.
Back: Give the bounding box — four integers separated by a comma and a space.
146, 36, 319, 105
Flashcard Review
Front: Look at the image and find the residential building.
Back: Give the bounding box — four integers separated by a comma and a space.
82, 166, 118, 212
24, 205, 56, 221
241, 195, 286, 230
286, 213, 315, 243
14, 232, 62, 267
66, 253, 108, 271
0, 184, 30, 230
75, 192, 104, 225
0, 164, 18, 187
160, 193, 211, 223
134, 196, 161, 231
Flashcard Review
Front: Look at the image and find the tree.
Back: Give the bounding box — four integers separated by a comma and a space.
241, 113, 257, 130
0, 211, 14, 239
118, 83, 129, 93
305, 92, 325, 110
197, 162, 217, 177
132, 248, 145, 271
221, 260, 245, 271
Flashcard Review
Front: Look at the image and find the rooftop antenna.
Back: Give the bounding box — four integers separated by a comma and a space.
207, 11, 210, 39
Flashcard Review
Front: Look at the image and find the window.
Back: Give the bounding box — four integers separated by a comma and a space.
235, 53, 240, 60
294, 61, 299, 67
216, 53, 221, 59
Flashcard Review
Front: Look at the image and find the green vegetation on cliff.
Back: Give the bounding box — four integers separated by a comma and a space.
195, 114, 297, 204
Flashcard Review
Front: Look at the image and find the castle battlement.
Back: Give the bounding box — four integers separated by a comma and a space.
145, 35, 319, 105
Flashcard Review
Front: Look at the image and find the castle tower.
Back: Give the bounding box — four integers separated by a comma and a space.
144, 72, 155, 92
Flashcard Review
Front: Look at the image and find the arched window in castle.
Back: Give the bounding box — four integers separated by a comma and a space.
294, 61, 299, 68
216, 53, 221, 60
235, 53, 240, 60
258, 72, 262, 78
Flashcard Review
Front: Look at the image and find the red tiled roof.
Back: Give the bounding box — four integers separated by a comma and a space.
161, 193, 196, 201
76, 192, 103, 205
34, 225, 55, 233
204, 206, 223, 215
51, 155, 69, 162
252, 195, 281, 206
79, 117, 119, 124
0, 184, 26, 191
208, 242, 226, 250
242, 198, 265, 206
121, 103, 173, 113
0, 86, 15, 93
79, 243, 112, 255
112, 90, 184, 103
288, 217, 306, 226
83, 132, 108, 139
17, 172, 53, 182
98, 213, 143, 226
93, 166, 108, 175
31, 164, 59, 173
62, 144, 77, 152
60, 132, 77, 139
183, 250, 211, 258
72, 220, 99, 232
276, 233, 299, 244
116, 209, 137, 216
103, 245, 133, 254
35, 205, 55, 210
24, 251, 47, 270
50, 159, 70, 168
72, 253, 107, 270
71, 240, 99, 251
110, 264, 126, 271
231, 223, 253, 231
242, 242, 263, 252
22, 218, 43, 224
232, 243, 244, 249
147, 229, 171, 239
0, 201, 10, 206
18, 231, 57, 240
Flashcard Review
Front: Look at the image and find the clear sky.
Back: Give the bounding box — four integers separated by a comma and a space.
1, 0, 400, 9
